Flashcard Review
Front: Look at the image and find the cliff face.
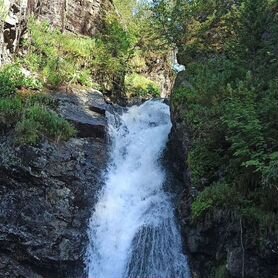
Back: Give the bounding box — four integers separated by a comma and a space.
0, 89, 109, 278
0, 0, 113, 65
0, 1, 113, 277
169, 69, 278, 278
29, 0, 113, 35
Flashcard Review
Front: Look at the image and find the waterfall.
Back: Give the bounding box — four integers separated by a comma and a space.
86, 100, 190, 278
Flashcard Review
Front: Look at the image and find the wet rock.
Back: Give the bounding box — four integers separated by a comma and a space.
54, 89, 108, 139
0, 87, 109, 278
0, 137, 108, 278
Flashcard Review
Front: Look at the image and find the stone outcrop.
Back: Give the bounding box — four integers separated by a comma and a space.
55, 89, 108, 139
0, 0, 113, 65
144, 53, 174, 98
0, 89, 109, 278
29, 0, 113, 35
0, 0, 28, 65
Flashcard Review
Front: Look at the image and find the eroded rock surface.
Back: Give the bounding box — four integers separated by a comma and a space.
31, 0, 113, 36
0, 91, 109, 278
54, 89, 108, 139
0, 0, 113, 65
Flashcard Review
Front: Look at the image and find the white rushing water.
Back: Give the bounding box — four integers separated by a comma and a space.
86, 100, 190, 278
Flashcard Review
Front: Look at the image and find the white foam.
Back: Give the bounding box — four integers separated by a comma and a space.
86, 100, 190, 278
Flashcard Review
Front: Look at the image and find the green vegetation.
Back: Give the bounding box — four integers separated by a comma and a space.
154, 0, 278, 230
22, 12, 165, 98
0, 2, 171, 145
22, 16, 134, 93
23, 19, 96, 88
125, 74, 160, 98
191, 182, 242, 220
16, 105, 76, 145
214, 264, 229, 278
0, 64, 41, 97
112, 0, 172, 97
0, 64, 76, 145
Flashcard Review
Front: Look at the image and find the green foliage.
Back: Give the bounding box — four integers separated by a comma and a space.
24, 15, 153, 95
0, 63, 76, 145
0, 97, 23, 127
15, 119, 41, 145
91, 13, 134, 94
113, 0, 172, 97
192, 182, 243, 220
23, 20, 96, 88
215, 264, 229, 278
16, 105, 76, 145
125, 74, 160, 98
0, 64, 42, 97
0, 0, 8, 21
167, 0, 278, 231
240, 205, 278, 230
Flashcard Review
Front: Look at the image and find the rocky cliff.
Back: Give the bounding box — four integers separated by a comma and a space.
0, 0, 113, 65
29, 0, 113, 35
0, 1, 114, 277
0, 89, 109, 278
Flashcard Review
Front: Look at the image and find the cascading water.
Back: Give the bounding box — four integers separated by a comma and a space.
86, 100, 190, 278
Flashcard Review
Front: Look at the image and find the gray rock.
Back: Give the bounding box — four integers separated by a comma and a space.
0, 87, 109, 278
54, 89, 108, 139
0, 0, 113, 65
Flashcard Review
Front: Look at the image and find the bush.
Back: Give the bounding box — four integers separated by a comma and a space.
192, 182, 243, 220
15, 119, 41, 145
0, 98, 23, 128
0, 64, 41, 97
0, 63, 76, 145
16, 105, 76, 145
125, 73, 160, 97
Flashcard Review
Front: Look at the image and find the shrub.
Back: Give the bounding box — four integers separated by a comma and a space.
16, 105, 76, 145
0, 61, 76, 145
125, 73, 160, 97
0, 98, 23, 128
192, 182, 243, 220
15, 119, 41, 145
0, 64, 41, 97
24, 19, 95, 88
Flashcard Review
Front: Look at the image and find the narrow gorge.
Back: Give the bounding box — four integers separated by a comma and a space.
86, 101, 190, 278
0, 0, 278, 278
